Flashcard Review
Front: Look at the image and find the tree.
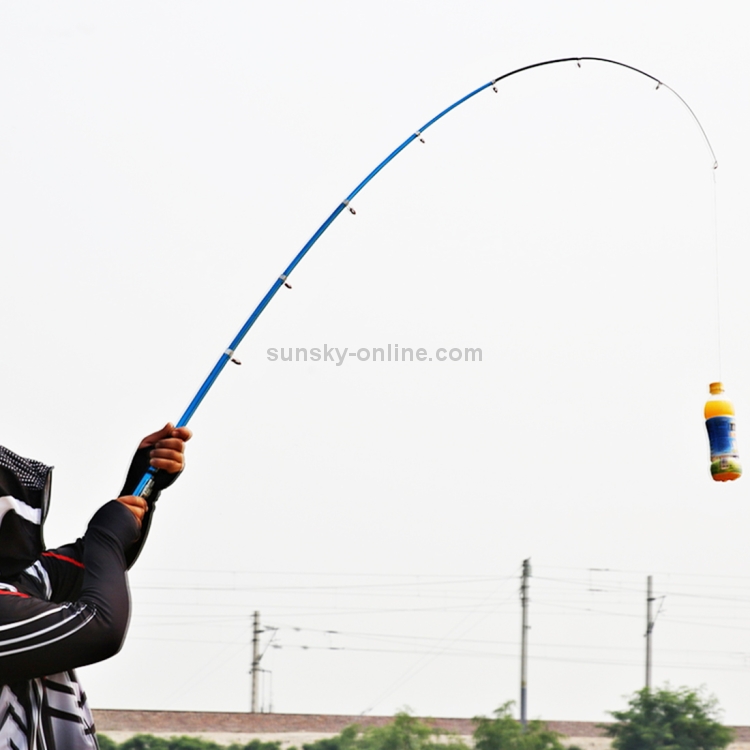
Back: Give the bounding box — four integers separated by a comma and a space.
603, 686, 734, 750
303, 713, 469, 750
229, 742, 287, 750
303, 725, 360, 750
96, 735, 287, 750
116, 736, 171, 750
473, 703, 582, 750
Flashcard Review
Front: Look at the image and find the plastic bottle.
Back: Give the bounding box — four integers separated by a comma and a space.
704, 382, 741, 482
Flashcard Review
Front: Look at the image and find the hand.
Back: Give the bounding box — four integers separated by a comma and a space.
118, 495, 148, 527
138, 423, 193, 475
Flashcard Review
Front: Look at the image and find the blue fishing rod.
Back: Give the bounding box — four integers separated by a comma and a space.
134, 56, 717, 498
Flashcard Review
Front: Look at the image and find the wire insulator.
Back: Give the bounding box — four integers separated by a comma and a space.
231, 358, 242, 365
349, 207, 356, 214
284, 282, 292, 289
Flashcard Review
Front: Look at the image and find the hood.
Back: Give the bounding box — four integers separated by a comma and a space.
0, 445, 52, 577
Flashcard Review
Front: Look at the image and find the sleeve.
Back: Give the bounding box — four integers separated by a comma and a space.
42, 540, 86, 603
118, 446, 182, 569
0, 500, 140, 683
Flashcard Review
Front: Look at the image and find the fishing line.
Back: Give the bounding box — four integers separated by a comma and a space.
713, 169, 723, 381
134, 56, 719, 498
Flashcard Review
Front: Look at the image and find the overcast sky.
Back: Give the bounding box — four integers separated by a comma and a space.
3, 0, 750, 726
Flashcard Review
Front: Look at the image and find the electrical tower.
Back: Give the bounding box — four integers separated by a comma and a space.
520, 558, 531, 728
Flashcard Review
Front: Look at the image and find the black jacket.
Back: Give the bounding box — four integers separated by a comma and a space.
0, 446, 176, 749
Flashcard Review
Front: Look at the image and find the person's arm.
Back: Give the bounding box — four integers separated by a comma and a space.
0, 499, 142, 683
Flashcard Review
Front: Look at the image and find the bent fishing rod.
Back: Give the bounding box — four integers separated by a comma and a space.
134, 56, 717, 498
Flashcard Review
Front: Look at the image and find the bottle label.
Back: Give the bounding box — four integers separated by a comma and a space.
706, 415, 740, 460
711, 456, 742, 478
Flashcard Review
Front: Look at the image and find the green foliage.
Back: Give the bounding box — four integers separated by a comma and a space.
96, 707, 587, 750
228, 742, 287, 750
100, 718, 466, 750
603, 686, 734, 750
116, 736, 171, 750
303, 725, 361, 750
96, 735, 287, 750
154, 738, 222, 750
303, 713, 468, 750
473, 702, 582, 750
362, 713, 468, 750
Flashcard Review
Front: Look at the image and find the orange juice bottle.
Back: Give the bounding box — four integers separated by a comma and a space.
704, 382, 741, 481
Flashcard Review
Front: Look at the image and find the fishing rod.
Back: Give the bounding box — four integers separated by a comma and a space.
134, 56, 717, 498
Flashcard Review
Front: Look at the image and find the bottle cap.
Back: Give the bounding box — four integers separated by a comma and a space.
709, 382, 725, 395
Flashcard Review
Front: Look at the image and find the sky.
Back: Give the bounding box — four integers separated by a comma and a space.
3, 0, 750, 727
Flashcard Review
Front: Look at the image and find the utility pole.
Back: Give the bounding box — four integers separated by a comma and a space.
251, 611, 261, 713
520, 558, 531, 729
645, 576, 654, 691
